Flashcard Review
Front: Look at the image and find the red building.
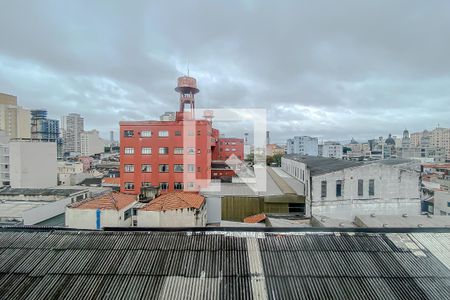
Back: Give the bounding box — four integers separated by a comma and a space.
120, 76, 242, 194
212, 137, 244, 161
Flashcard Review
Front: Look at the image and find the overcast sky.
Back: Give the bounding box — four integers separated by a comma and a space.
1, 0, 449, 144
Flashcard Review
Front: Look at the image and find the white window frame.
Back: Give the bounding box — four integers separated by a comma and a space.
141, 130, 152, 137
158, 130, 169, 137
142, 147, 152, 155
124, 147, 134, 155
124, 164, 134, 172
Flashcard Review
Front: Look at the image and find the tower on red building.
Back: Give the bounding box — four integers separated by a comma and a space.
175, 76, 199, 121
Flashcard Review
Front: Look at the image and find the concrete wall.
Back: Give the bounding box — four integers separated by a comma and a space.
434, 191, 450, 216
22, 196, 71, 225
65, 202, 135, 229
206, 196, 221, 224
137, 206, 207, 227
10, 141, 57, 188
281, 157, 311, 214
310, 163, 420, 220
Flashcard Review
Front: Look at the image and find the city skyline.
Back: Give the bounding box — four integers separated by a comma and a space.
1, 1, 450, 142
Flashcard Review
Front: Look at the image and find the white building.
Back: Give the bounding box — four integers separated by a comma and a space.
160, 111, 176, 121
0, 187, 89, 225
286, 136, 318, 156
9, 140, 57, 188
137, 192, 207, 227
434, 191, 450, 216
65, 192, 137, 229
57, 161, 84, 186
61, 113, 84, 154
0, 92, 31, 139
80, 129, 105, 156
321, 142, 343, 159
281, 155, 420, 221
0, 131, 10, 186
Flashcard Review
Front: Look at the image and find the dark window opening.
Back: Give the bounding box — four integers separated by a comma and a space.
124, 130, 134, 137
321, 181, 327, 198
336, 180, 342, 197
358, 179, 363, 197
288, 203, 304, 213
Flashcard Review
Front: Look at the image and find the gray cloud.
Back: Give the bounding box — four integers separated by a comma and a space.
0, 0, 449, 142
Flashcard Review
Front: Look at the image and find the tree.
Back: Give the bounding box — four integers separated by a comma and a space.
266, 155, 274, 166
272, 153, 283, 167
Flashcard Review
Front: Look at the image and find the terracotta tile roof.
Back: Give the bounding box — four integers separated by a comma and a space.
423, 163, 450, 169
69, 192, 137, 211
140, 192, 205, 211
243, 213, 266, 223
102, 177, 120, 185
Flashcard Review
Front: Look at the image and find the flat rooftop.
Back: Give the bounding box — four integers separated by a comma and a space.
284, 155, 416, 176
0, 187, 86, 197
0, 228, 449, 299
356, 214, 450, 228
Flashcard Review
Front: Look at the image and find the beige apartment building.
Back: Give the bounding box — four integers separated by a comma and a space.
0, 93, 31, 139
411, 127, 450, 159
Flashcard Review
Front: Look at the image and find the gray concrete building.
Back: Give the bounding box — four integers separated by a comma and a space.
282, 155, 420, 221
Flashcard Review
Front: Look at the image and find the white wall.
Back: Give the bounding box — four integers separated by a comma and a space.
322, 144, 343, 159
10, 141, 57, 188
206, 196, 221, 224
23, 196, 71, 225
281, 157, 310, 215
65, 201, 135, 229
434, 191, 450, 216
137, 205, 207, 227
310, 163, 420, 220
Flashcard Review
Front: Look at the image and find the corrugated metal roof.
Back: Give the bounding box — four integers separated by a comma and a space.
0, 229, 449, 299
284, 155, 415, 176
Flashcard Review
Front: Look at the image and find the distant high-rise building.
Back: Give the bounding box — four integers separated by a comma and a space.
266, 131, 270, 145
31, 110, 60, 141
61, 113, 84, 154
0, 92, 31, 139
286, 136, 319, 156
80, 129, 105, 156
110, 130, 114, 143
404, 128, 447, 161
31, 109, 63, 159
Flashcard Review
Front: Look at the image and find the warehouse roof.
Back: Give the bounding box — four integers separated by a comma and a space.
284, 155, 414, 176
140, 192, 205, 211
0, 228, 449, 299
68, 192, 137, 210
